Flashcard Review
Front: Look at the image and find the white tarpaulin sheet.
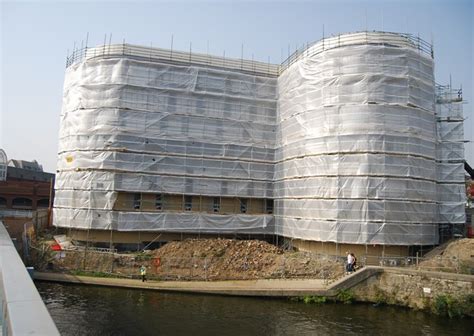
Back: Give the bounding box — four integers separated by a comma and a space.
275, 33, 439, 245
54, 32, 465, 245
435, 98, 465, 226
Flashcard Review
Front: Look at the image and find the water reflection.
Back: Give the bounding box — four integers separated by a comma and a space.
36, 282, 473, 336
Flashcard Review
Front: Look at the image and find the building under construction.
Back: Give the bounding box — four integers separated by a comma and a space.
54, 31, 466, 256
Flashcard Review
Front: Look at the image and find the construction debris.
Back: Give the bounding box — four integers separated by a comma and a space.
150, 238, 344, 280
418, 239, 474, 274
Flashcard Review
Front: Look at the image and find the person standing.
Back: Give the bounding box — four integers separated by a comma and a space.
140, 265, 147, 282
351, 253, 357, 271
346, 252, 354, 274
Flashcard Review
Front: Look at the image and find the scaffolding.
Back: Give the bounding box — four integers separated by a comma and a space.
435, 84, 466, 241
55, 41, 278, 234
54, 31, 466, 247
275, 31, 438, 245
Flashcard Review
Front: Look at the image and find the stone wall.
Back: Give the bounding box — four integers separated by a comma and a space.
351, 268, 473, 314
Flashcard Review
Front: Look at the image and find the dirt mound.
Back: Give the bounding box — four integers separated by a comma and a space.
44, 238, 345, 281
154, 238, 282, 259
442, 239, 474, 261
151, 238, 344, 281
419, 239, 474, 274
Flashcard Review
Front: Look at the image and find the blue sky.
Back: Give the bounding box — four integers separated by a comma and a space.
1, 0, 472, 172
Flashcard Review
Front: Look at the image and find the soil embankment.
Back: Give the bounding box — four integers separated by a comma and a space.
44, 238, 345, 281
151, 238, 344, 280
418, 238, 474, 274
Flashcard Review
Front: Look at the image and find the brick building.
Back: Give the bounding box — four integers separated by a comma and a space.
0, 150, 55, 243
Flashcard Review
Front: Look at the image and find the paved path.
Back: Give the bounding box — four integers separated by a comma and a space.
34, 272, 330, 297
35, 267, 471, 298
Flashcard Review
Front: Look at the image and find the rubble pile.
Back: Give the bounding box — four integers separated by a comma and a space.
418, 238, 474, 274
151, 238, 344, 280
44, 238, 345, 280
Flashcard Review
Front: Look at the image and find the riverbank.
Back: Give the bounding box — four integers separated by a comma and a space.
34, 266, 474, 317
31, 238, 474, 318
34, 271, 330, 297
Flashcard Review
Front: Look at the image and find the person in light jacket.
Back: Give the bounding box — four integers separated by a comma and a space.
346, 252, 354, 274
140, 265, 147, 282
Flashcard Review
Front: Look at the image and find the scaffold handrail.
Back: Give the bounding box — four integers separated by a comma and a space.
65, 31, 433, 77
66, 43, 280, 77
435, 83, 463, 102
279, 31, 433, 73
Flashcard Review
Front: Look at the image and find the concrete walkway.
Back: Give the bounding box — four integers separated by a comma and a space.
34, 272, 331, 297
37, 267, 424, 297
36, 267, 471, 298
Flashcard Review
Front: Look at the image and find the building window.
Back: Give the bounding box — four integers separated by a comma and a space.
213, 197, 220, 213
37, 199, 50, 208
184, 195, 192, 211
0, 197, 6, 208
240, 198, 247, 214
133, 193, 141, 210
155, 194, 163, 211
265, 199, 274, 214
12, 197, 32, 209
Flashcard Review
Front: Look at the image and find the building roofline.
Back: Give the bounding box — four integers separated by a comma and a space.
66, 31, 433, 78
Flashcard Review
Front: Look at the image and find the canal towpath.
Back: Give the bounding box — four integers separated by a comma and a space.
33, 267, 382, 297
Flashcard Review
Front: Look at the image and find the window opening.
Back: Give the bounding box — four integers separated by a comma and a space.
133, 193, 141, 210
184, 195, 192, 211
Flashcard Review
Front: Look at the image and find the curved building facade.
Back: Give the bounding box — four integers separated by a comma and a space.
54, 32, 465, 248
55, 44, 278, 234
275, 32, 438, 245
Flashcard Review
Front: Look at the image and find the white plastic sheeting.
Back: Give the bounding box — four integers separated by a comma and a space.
435, 93, 466, 227
275, 32, 438, 245
55, 31, 466, 246
54, 52, 278, 233
54, 208, 273, 233
0, 149, 7, 181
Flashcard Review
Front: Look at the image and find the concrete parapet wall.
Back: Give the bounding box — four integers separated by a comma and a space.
0, 221, 59, 335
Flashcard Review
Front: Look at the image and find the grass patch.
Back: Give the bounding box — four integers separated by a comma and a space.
70, 270, 118, 278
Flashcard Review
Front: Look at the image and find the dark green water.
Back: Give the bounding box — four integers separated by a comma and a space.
36, 282, 473, 336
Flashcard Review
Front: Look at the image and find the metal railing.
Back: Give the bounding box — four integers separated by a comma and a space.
65, 31, 433, 77
435, 83, 463, 103
0, 221, 59, 335
280, 31, 433, 73
63, 245, 118, 254
49, 250, 345, 283
39, 247, 471, 292
360, 254, 472, 274
66, 43, 280, 77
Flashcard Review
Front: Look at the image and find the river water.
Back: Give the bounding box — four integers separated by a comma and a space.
36, 282, 473, 336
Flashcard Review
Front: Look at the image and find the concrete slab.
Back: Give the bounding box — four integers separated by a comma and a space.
34, 272, 330, 297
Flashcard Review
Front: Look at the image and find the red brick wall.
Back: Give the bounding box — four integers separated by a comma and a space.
0, 179, 51, 210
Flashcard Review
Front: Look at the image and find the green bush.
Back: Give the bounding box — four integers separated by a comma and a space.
432, 294, 473, 318
302, 295, 327, 304
374, 289, 387, 305
135, 253, 153, 262
336, 289, 354, 304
